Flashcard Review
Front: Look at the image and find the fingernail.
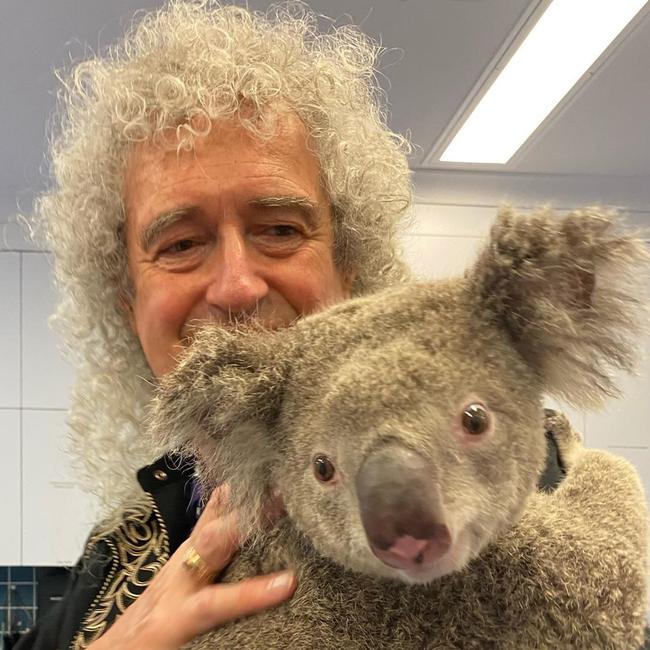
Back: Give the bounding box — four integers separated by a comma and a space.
266, 571, 294, 591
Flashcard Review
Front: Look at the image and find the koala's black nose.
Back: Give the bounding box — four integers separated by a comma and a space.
356, 443, 451, 571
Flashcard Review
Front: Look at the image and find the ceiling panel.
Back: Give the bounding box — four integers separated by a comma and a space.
512, 11, 650, 176
0, 0, 648, 212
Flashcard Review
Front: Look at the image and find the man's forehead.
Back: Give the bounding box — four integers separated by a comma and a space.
122, 112, 328, 240
126, 111, 310, 169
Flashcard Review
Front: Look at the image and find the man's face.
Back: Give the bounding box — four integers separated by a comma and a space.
124, 116, 352, 377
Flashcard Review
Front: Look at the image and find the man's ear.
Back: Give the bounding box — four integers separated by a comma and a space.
470, 206, 649, 408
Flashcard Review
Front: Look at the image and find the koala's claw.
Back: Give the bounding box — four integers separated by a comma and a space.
544, 408, 584, 471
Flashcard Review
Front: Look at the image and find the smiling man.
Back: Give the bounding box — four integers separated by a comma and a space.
17, 2, 413, 648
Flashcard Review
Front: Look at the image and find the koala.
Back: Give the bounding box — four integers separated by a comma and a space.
149, 207, 650, 649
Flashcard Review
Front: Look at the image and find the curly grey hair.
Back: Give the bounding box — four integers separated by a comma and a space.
34, 0, 413, 520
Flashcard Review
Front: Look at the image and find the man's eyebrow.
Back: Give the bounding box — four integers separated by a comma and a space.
248, 196, 321, 228
138, 196, 321, 251
139, 208, 191, 252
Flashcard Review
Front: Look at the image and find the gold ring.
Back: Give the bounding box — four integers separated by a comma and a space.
182, 545, 216, 582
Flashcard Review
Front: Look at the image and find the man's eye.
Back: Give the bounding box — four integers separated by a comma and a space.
160, 239, 197, 255
266, 225, 300, 237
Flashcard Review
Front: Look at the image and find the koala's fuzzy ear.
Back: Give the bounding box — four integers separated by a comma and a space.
470, 206, 650, 409
147, 323, 289, 455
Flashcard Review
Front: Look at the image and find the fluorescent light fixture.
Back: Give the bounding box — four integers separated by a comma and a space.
440, 0, 648, 164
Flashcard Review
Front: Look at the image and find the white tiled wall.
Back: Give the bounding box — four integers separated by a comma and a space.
402, 234, 485, 279
0, 253, 20, 408
22, 410, 97, 566
0, 242, 92, 566
0, 410, 21, 564
585, 349, 650, 449
21, 254, 73, 409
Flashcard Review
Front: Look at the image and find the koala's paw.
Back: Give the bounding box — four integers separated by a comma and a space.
544, 408, 585, 471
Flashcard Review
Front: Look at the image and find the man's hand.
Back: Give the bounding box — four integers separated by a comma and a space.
89, 484, 296, 650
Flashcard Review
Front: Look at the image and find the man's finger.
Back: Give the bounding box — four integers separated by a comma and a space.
185, 571, 297, 639
190, 513, 241, 577
192, 483, 231, 536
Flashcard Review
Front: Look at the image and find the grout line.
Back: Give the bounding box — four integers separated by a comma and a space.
19, 253, 23, 566
410, 197, 650, 215
0, 249, 48, 254
607, 445, 649, 450
0, 406, 68, 412
404, 233, 485, 240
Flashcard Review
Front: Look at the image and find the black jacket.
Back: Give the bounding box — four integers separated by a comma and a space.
15, 455, 197, 650
16, 436, 570, 650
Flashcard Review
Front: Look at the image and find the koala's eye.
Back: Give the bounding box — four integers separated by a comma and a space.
313, 455, 336, 482
462, 404, 490, 435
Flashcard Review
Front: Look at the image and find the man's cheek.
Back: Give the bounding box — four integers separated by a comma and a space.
282, 268, 334, 310
136, 288, 185, 339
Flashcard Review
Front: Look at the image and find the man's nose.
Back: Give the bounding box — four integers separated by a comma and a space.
204, 230, 269, 317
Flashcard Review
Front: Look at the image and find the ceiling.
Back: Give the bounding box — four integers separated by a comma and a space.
2, 0, 649, 216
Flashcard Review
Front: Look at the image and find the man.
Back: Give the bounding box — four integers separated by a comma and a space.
17, 2, 565, 648
18, 2, 413, 647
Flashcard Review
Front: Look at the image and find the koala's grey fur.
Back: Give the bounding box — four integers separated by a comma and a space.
150, 207, 650, 649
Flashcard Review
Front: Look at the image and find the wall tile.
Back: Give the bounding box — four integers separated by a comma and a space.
0, 216, 42, 252
21, 253, 73, 409
401, 233, 485, 280
409, 204, 497, 237
0, 253, 20, 408
9, 606, 34, 634
408, 203, 554, 238
584, 335, 650, 450
12, 584, 33, 606
0, 410, 21, 564
22, 410, 97, 566
605, 446, 650, 508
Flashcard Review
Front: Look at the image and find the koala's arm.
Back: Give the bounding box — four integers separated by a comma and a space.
540, 411, 645, 532
509, 443, 649, 648
549, 447, 647, 551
